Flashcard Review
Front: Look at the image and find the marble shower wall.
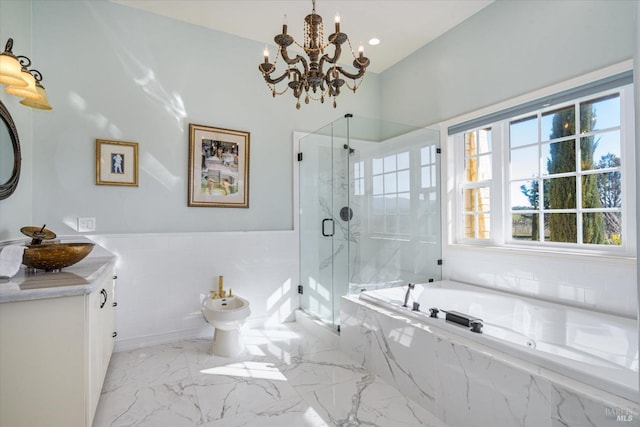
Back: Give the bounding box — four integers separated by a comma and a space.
340, 296, 639, 427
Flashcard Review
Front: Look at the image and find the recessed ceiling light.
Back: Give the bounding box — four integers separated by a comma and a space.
368, 38, 380, 46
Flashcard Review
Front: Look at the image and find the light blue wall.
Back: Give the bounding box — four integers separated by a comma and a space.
380, 0, 635, 127
0, 0, 33, 240
1, 0, 380, 237
0, 0, 635, 237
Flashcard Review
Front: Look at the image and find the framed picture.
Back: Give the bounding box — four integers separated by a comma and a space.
96, 139, 139, 187
188, 123, 250, 208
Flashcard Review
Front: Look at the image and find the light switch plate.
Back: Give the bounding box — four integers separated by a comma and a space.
78, 217, 96, 232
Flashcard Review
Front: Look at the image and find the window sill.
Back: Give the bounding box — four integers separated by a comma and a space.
445, 242, 636, 265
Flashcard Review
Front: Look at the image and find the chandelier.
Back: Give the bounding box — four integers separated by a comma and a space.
0, 38, 52, 110
258, 0, 370, 109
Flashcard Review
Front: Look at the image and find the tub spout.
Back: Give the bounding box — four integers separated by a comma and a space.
402, 283, 415, 307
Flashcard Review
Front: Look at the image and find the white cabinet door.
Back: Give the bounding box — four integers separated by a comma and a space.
0, 295, 86, 427
87, 270, 117, 426
101, 274, 116, 374
0, 266, 117, 427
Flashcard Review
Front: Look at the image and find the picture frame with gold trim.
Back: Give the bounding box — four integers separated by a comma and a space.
96, 139, 139, 187
188, 123, 250, 208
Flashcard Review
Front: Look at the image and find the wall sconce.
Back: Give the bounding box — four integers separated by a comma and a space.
0, 38, 52, 110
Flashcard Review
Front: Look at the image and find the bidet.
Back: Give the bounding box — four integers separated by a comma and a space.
202, 294, 250, 357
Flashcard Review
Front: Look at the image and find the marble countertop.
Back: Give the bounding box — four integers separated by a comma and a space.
0, 238, 116, 303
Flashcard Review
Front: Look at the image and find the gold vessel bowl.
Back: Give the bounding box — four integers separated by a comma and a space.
22, 243, 95, 271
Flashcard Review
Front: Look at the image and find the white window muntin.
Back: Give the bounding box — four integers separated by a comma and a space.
505, 87, 629, 250
452, 84, 634, 255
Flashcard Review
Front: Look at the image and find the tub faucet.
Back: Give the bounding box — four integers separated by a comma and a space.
402, 283, 415, 307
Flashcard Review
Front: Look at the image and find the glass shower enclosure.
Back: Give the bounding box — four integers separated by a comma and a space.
299, 115, 441, 330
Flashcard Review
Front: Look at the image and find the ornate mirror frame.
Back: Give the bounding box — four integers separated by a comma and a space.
0, 100, 21, 200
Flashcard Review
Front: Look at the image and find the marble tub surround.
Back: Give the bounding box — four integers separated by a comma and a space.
359, 281, 638, 401
0, 238, 116, 302
340, 296, 639, 427
93, 321, 448, 427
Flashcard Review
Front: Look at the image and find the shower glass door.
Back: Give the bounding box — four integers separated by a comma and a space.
299, 115, 442, 331
299, 119, 348, 328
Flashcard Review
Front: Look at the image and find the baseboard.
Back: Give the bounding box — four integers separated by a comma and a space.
113, 326, 212, 352
295, 309, 340, 348
113, 314, 291, 353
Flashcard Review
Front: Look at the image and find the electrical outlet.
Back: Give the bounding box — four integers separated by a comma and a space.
78, 217, 96, 232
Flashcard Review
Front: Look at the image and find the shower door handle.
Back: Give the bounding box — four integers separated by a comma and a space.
322, 218, 335, 237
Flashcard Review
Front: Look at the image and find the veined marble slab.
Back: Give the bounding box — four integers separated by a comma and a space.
0, 238, 116, 303
341, 295, 639, 427
93, 322, 448, 427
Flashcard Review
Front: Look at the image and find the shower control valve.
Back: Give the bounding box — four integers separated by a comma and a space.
412, 302, 420, 312
429, 307, 439, 318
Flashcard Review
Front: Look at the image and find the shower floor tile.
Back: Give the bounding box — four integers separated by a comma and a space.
93, 322, 448, 427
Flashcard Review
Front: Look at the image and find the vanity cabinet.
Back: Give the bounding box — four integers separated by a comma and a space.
88, 270, 117, 423
0, 264, 116, 427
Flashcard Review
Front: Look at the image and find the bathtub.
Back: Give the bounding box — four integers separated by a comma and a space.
357, 280, 638, 402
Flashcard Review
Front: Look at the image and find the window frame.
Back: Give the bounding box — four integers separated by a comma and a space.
449, 82, 635, 257
370, 150, 412, 235
359, 139, 440, 242
460, 127, 493, 241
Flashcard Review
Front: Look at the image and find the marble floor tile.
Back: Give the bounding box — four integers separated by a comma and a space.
207, 397, 331, 427
94, 322, 448, 427
278, 349, 370, 394
191, 361, 302, 423
93, 379, 205, 427
102, 340, 203, 393
302, 373, 448, 427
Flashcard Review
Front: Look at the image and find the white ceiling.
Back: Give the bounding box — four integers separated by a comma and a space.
112, 0, 493, 73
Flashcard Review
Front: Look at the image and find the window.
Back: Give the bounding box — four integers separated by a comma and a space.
420, 145, 440, 238
509, 94, 622, 245
372, 151, 411, 234
461, 128, 492, 239
354, 160, 365, 196
360, 140, 440, 240
451, 80, 633, 254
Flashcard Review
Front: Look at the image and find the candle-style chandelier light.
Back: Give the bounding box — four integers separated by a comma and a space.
258, 0, 370, 109
0, 38, 52, 110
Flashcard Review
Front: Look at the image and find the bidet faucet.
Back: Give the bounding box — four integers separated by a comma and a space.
218, 275, 226, 298
211, 276, 234, 299
402, 283, 415, 307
